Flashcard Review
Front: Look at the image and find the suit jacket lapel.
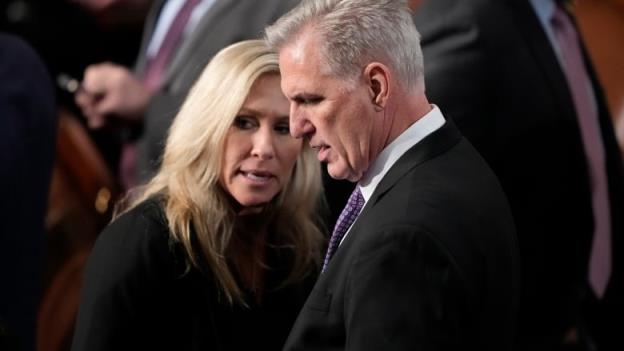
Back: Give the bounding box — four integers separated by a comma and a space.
371, 119, 462, 205
342, 119, 462, 245
507, 0, 578, 124
164, 0, 235, 84
510, 0, 623, 212
135, 0, 167, 76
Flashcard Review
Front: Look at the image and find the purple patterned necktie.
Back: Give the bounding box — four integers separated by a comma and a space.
322, 187, 365, 272
551, 5, 611, 298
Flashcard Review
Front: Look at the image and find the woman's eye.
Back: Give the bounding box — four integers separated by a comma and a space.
275, 123, 291, 135
233, 116, 256, 130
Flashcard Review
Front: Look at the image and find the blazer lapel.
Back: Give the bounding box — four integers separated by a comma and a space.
370, 119, 462, 205
164, 0, 235, 84
135, 0, 167, 76
507, 0, 578, 124
341, 119, 463, 247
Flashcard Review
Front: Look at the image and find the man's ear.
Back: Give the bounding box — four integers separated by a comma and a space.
363, 62, 390, 111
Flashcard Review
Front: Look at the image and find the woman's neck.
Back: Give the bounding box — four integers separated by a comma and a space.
232, 212, 272, 304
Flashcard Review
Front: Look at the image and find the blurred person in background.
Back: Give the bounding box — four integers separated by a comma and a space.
414, 0, 624, 349
0, 33, 57, 351
1, 0, 149, 170
74, 0, 298, 191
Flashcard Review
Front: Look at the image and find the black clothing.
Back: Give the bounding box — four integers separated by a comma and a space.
72, 199, 313, 350
0, 33, 56, 351
413, 0, 624, 349
284, 121, 519, 350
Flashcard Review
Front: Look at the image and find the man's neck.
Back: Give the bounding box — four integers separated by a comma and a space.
384, 90, 431, 149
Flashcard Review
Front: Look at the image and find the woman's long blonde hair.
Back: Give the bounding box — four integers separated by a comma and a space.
118, 40, 324, 304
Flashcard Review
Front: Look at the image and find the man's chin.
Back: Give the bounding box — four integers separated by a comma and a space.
327, 163, 359, 182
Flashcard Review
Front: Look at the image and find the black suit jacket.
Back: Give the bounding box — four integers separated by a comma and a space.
72, 199, 313, 351
284, 121, 519, 350
413, 0, 624, 349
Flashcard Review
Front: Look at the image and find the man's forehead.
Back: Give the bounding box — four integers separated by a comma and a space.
278, 41, 322, 89
279, 29, 319, 67
284, 39, 310, 66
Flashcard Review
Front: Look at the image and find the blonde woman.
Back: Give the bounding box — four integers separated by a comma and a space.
71, 40, 325, 351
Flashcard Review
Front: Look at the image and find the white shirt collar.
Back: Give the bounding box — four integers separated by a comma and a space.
528, 0, 561, 62
529, 0, 556, 28
337, 105, 445, 246
358, 104, 445, 203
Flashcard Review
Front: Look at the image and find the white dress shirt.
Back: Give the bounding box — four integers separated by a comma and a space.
339, 104, 446, 245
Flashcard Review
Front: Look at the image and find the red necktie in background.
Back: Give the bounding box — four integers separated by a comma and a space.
119, 0, 201, 190
551, 4, 611, 298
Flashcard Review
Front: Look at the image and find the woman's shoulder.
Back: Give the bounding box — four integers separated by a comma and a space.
105, 197, 168, 239
89, 198, 173, 272
116, 197, 167, 227
74, 197, 184, 349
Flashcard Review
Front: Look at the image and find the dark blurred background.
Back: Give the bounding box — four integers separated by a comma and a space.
1, 1, 152, 350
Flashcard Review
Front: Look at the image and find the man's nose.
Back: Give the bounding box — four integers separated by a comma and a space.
290, 105, 314, 139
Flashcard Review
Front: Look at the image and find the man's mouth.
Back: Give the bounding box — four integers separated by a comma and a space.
312, 144, 331, 162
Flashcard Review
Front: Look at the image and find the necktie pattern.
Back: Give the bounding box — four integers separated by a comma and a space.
551, 5, 612, 298
322, 187, 365, 272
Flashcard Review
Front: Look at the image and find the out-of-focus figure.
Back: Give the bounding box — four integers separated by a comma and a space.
414, 0, 624, 349
0, 32, 56, 351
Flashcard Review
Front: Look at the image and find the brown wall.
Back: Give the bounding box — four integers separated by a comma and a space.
574, 0, 624, 150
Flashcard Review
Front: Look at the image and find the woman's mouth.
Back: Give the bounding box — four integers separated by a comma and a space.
239, 170, 274, 183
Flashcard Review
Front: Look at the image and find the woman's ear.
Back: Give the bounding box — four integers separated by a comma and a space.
363, 62, 390, 111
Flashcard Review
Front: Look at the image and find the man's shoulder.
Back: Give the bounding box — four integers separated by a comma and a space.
358, 138, 513, 243
383, 135, 502, 202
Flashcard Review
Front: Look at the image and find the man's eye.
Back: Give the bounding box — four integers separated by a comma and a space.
294, 96, 323, 105
275, 123, 291, 135
306, 97, 323, 104
233, 116, 256, 129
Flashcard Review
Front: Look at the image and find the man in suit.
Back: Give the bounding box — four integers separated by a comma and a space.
413, 0, 624, 350
75, 0, 298, 188
265, 0, 520, 349
0, 33, 57, 351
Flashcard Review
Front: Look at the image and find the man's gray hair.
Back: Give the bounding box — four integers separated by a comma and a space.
265, 0, 424, 91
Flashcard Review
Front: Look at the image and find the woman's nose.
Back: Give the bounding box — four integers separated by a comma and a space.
250, 128, 275, 160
